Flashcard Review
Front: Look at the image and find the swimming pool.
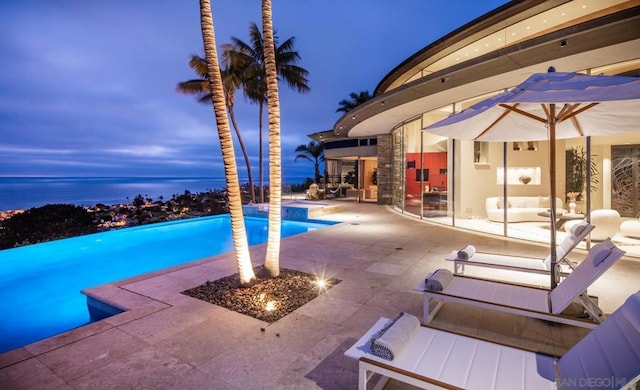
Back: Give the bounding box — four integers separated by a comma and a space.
0, 215, 336, 354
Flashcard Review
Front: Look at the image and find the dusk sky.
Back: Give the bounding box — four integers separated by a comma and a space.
0, 1, 507, 182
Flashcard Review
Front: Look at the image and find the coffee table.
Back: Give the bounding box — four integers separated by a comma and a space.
537, 211, 585, 229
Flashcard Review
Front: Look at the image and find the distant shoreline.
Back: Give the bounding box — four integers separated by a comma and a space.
0, 176, 310, 212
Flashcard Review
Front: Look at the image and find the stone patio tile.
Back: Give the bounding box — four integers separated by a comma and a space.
0, 357, 65, 390
364, 288, 423, 314
38, 327, 148, 382
26, 320, 115, 356
320, 275, 386, 305
195, 335, 303, 389
117, 304, 214, 345
67, 347, 197, 390
365, 261, 410, 275
152, 307, 263, 366
0, 347, 33, 369
262, 313, 342, 355
293, 293, 363, 325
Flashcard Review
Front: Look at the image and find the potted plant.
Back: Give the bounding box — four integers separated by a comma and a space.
565, 146, 599, 202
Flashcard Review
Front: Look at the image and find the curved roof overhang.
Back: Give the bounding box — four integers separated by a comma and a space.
334, 5, 640, 138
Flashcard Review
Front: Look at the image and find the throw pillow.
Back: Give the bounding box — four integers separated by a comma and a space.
538, 196, 550, 208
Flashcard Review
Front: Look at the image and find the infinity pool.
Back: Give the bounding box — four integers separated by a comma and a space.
0, 215, 336, 353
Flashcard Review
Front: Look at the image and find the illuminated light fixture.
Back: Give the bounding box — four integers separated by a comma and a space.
582, 5, 587, 8
315, 278, 329, 292
511, 32, 516, 36
560, 40, 567, 48
265, 301, 277, 311
381, 101, 385, 105
543, 19, 547, 23
485, 43, 489, 47
339, 125, 343, 130
351, 115, 356, 120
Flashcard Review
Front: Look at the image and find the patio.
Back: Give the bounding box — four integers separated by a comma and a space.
1, 200, 638, 389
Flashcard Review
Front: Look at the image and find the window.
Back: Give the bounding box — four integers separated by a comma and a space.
416, 169, 429, 182
474, 141, 489, 163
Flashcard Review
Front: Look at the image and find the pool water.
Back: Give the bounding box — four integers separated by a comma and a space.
0, 215, 336, 354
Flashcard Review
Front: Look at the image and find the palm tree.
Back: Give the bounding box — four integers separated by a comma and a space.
197, 0, 255, 286
176, 53, 256, 203
336, 90, 372, 113
294, 140, 325, 183
262, 0, 281, 278
229, 23, 310, 203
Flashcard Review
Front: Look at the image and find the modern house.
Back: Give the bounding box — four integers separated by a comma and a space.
310, 0, 640, 254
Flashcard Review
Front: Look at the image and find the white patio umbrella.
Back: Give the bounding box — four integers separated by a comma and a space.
422, 69, 640, 287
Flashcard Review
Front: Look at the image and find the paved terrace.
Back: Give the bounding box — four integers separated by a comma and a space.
1, 201, 639, 389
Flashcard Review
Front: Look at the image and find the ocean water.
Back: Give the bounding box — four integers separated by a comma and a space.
0, 176, 306, 211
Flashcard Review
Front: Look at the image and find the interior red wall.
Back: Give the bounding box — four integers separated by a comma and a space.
405, 152, 447, 195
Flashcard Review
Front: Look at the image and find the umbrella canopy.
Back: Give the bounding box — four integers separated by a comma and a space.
422, 69, 640, 287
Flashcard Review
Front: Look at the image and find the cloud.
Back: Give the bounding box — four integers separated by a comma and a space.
106, 145, 173, 158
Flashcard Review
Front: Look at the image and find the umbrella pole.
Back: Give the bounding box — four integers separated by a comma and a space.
586, 136, 592, 250
549, 106, 558, 289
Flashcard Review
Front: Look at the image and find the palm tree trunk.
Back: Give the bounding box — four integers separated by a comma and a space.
199, 0, 255, 286
262, 0, 281, 278
259, 101, 264, 204
228, 106, 256, 203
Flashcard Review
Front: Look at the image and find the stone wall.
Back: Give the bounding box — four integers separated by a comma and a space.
376, 134, 393, 205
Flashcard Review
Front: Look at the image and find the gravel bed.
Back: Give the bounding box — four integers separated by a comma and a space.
182, 266, 341, 323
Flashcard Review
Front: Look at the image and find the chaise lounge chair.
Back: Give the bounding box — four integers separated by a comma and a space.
417, 238, 625, 328
344, 291, 640, 390
446, 221, 594, 280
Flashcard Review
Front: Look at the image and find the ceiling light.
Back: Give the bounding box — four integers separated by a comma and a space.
352, 115, 356, 120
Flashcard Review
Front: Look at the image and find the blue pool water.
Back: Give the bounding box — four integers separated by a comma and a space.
0, 215, 336, 353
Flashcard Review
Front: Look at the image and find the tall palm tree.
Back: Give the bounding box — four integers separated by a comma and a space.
295, 140, 325, 183
229, 23, 310, 203
336, 90, 372, 113
197, 0, 255, 286
176, 53, 256, 203
262, 0, 281, 278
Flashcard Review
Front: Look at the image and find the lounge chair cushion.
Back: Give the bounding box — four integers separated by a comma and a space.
346, 317, 557, 389
549, 239, 621, 314
558, 292, 640, 389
